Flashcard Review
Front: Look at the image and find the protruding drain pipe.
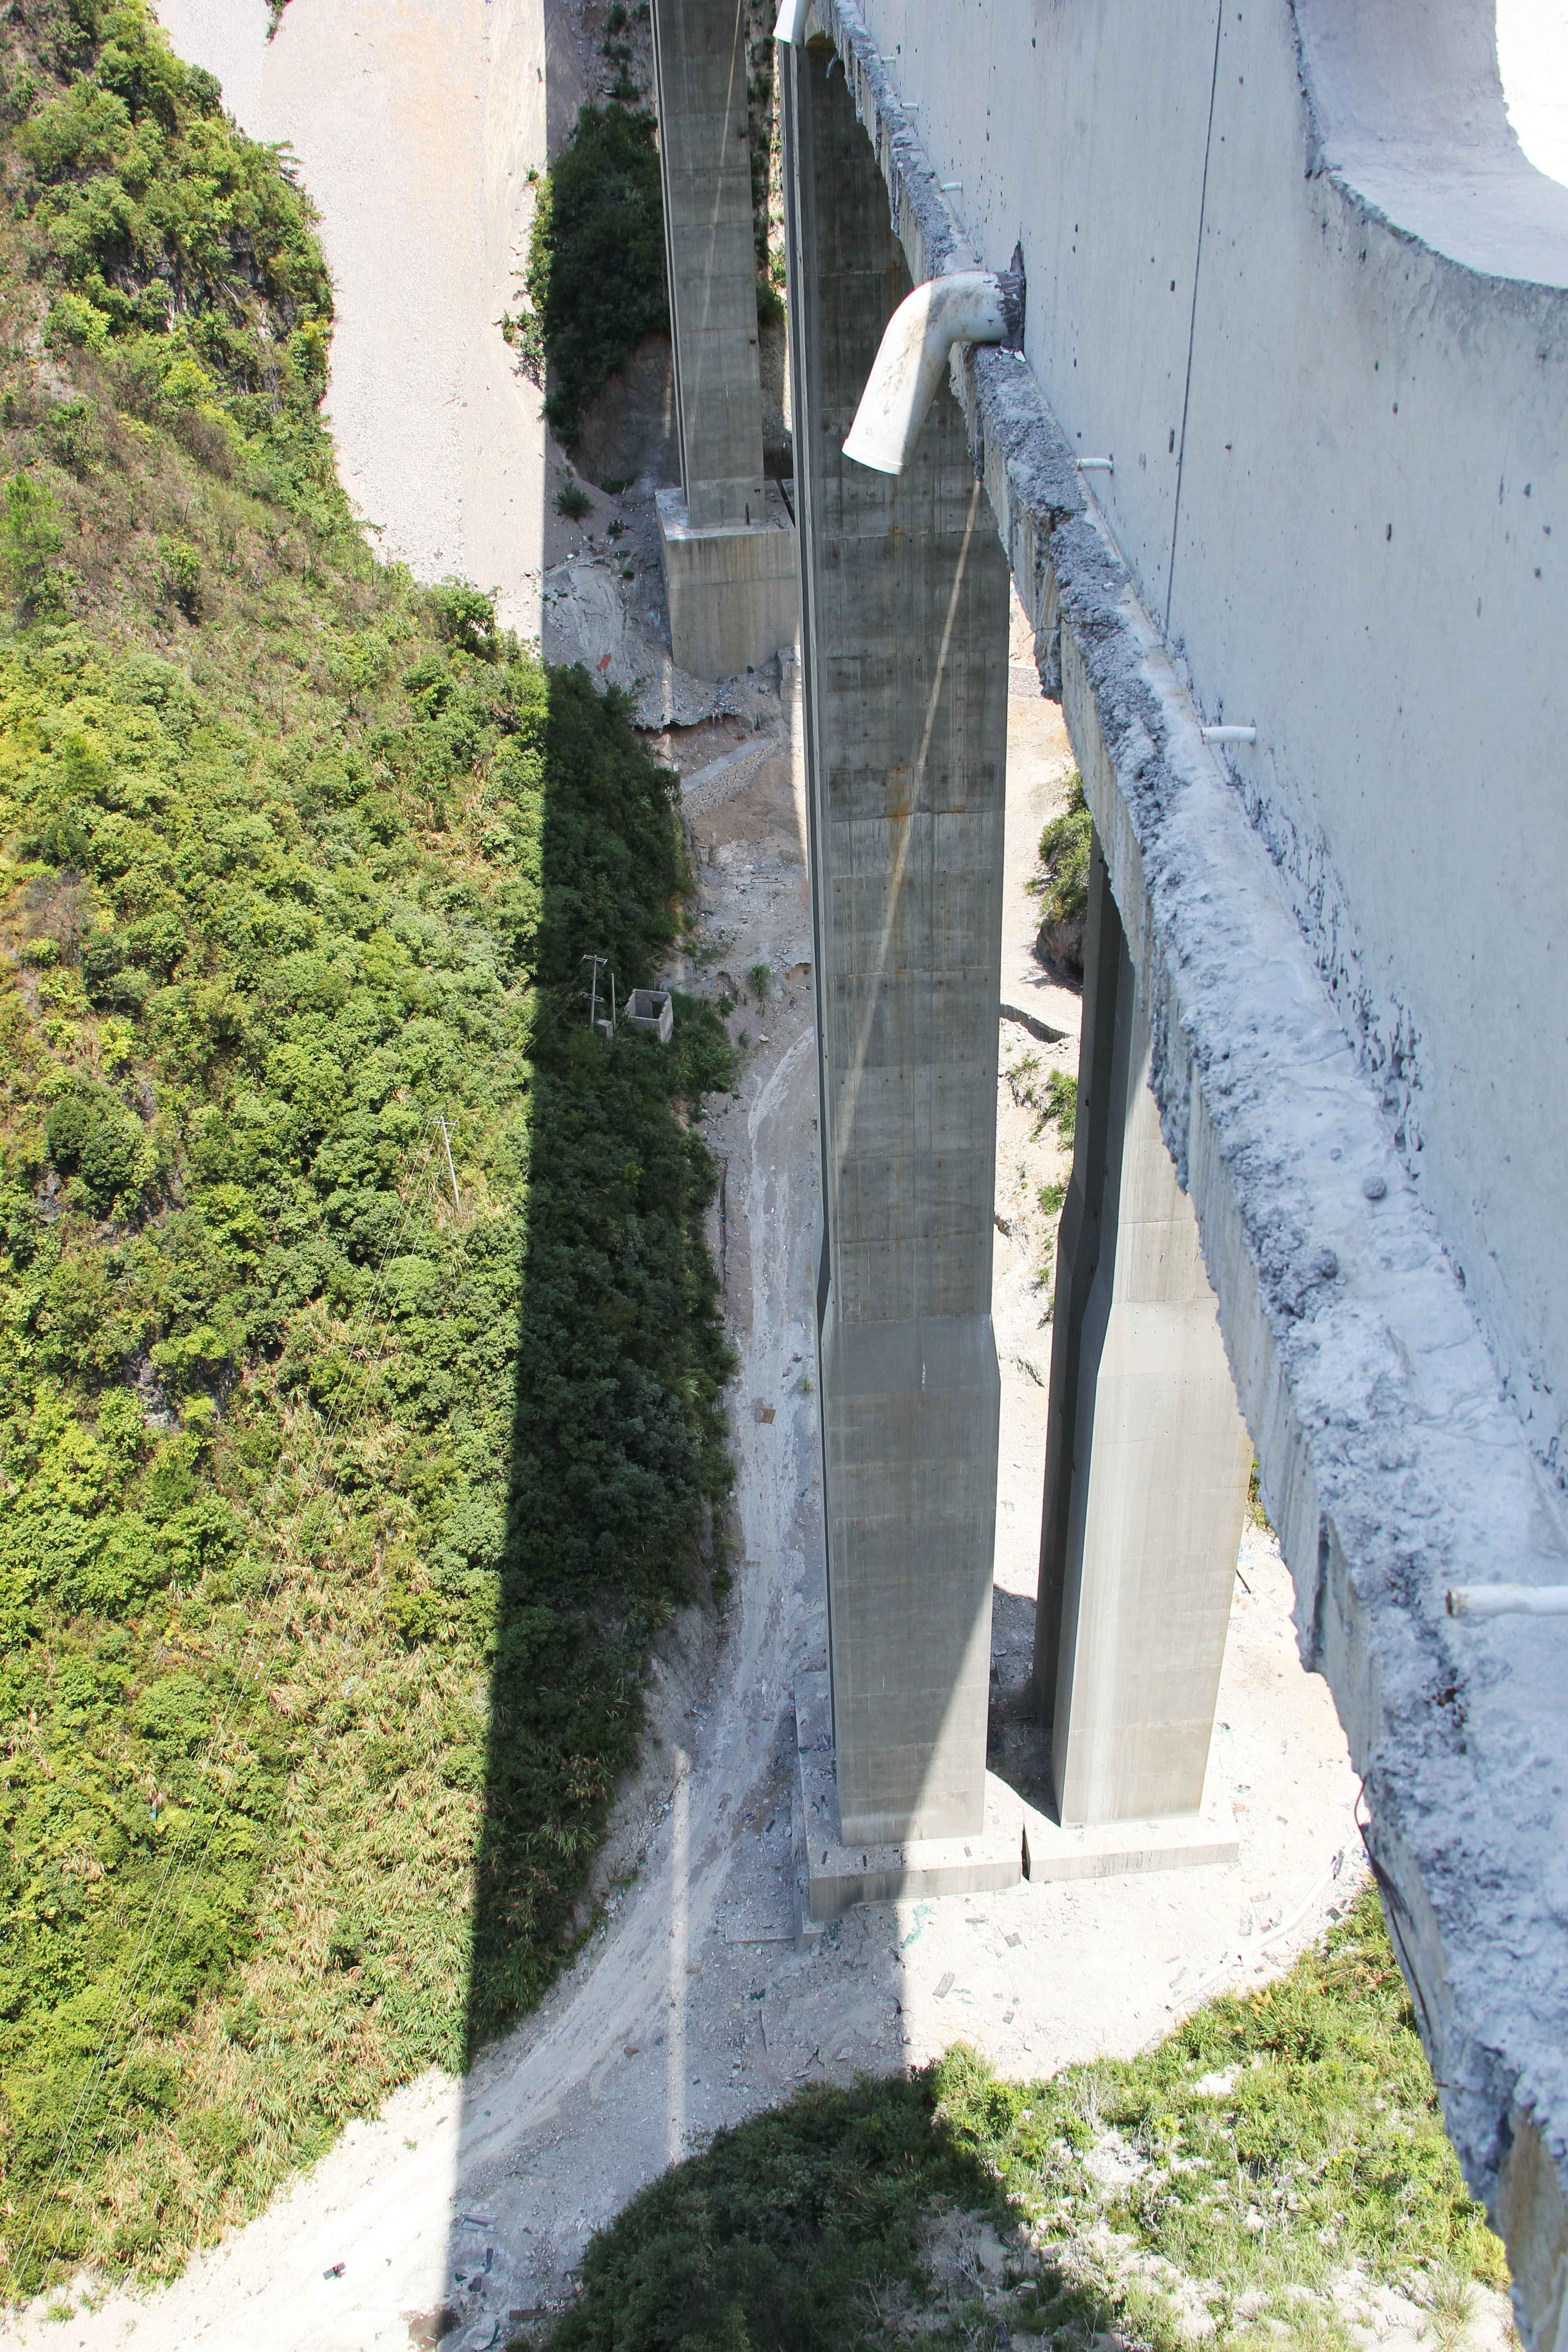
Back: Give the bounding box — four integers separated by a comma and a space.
843, 252, 1025, 475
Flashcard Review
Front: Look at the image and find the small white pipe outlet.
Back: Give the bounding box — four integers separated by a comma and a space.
1201, 723, 1258, 745
1077, 456, 1114, 471
843, 267, 1024, 475
1447, 1585, 1568, 1618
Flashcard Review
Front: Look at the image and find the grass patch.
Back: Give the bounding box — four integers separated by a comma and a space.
1033, 770, 1092, 976
1035, 772, 1091, 930
1005, 1051, 1077, 1147
537, 1894, 1506, 2350
0, 0, 733, 2299
523, 103, 669, 452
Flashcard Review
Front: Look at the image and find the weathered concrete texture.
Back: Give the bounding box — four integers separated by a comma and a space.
802, 3, 1568, 2339
783, 37, 1011, 1845
649, 0, 766, 529
793, 1674, 1021, 1925
1035, 835, 1251, 1826
655, 483, 798, 678
820, 1315, 999, 1841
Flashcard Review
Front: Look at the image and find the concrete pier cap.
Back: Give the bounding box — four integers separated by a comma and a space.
798, 1, 1568, 2342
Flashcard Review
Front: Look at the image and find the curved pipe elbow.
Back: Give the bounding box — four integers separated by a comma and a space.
842, 267, 1024, 475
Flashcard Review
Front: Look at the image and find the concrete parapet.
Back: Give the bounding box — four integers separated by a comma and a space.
656, 484, 799, 681
792, 1673, 1022, 1928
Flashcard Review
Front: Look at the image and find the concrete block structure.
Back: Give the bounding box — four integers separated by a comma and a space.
654, 482, 798, 681
781, 35, 1010, 1847
649, 0, 797, 675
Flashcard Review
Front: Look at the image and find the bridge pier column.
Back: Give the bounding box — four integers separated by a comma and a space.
782, 38, 1010, 1844
1032, 833, 1252, 1825
649, 0, 796, 676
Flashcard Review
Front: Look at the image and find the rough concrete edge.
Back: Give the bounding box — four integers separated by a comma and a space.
1019, 1802, 1240, 1886
811, 3, 1568, 2336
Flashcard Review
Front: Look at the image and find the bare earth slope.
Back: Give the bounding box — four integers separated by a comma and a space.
157, 0, 573, 641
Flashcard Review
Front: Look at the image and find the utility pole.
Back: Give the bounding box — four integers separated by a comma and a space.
581, 952, 613, 1036
438, 1114, 460, 1212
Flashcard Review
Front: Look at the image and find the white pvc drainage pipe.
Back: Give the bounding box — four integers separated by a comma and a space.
769, 1, 1025, 475
1447, 1585, 1568, 1618
843, 267, 1024, 475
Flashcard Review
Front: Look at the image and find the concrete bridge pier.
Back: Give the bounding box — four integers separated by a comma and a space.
1032, 835, 1253, 1828
648, 0, 796, 676
781, 38, 1021, 1916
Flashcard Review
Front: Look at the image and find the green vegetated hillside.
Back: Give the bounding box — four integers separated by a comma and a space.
0, 0, 733, 2299
540, 1895, 1506, 2352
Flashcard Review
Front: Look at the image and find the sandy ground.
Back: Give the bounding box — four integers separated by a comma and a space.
156, 0, 592, 643
5, 651, 1371, 2352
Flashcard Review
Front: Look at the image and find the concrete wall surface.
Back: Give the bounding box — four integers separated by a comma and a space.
856, 0, 1568, 1486
794, 0, 1568, 2337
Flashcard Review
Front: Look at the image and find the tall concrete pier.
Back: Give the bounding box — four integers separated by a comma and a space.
782, 38, 1010, 1844
1033, 835, 1252, 1825
649, 0, 796, 676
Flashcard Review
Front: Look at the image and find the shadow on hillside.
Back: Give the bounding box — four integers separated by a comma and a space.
416, 658, 733, 2337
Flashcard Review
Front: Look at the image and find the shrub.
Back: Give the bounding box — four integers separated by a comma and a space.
1034, 770, 1092, 976
545, 1896, 1507, 2352
0, 470, 65, 614
0, 0, 735, 2297
44, 1088, 142, 1211
157, 536, 201, 620
525, 103, 669, 449
556, 480, 592, 521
